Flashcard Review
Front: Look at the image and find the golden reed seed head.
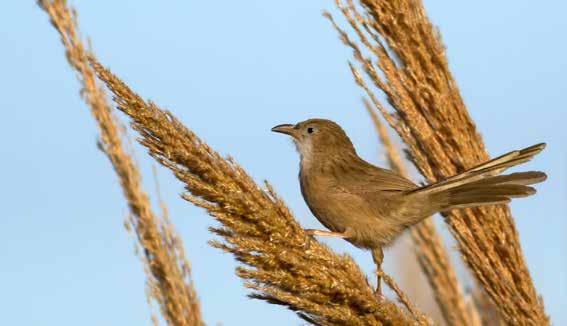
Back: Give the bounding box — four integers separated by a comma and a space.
331, 0, 548, 324
38, 1, 203, 325
88, 56, 423, 324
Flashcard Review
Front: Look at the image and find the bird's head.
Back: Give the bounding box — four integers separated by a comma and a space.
271, 119, 356, 164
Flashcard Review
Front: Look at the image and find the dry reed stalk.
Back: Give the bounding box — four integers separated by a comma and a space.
330, 0, 548, 324
470, 287, 506, 326
364, 99, 480, 326
38, 1, 202, 325
87, 55, 432, 325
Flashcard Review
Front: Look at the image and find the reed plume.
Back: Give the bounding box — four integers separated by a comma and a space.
365, 99, 481, 326
38, 1, 202, 325
330, 0, 548, 324
87, 55, 431, 325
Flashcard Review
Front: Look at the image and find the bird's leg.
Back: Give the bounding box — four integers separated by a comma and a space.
304, 229, 347, 238
371, 247, 385, 299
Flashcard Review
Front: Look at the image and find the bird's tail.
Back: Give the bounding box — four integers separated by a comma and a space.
409, 143, 547, 212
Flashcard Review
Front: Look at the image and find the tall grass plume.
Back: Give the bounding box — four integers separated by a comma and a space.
87, 55, 430, 325
330, 0, 548, 324
38, 1, 203, 325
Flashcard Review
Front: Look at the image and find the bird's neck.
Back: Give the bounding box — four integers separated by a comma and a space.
299, 149, 359, 176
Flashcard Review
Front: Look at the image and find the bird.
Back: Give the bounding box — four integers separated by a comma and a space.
272, 118, 546, 293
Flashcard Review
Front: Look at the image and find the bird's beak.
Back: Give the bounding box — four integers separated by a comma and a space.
271, 124, 296, 138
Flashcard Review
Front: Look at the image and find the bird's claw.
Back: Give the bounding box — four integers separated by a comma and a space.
304, 229, 347, 238
374, 291, 385, 302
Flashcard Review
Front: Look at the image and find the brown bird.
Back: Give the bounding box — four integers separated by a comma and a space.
272, 118, 546, 292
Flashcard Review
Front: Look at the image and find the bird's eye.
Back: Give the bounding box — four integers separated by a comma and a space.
307, 127, 315, 134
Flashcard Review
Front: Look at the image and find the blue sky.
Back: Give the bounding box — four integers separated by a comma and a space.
1, 0, 565, 325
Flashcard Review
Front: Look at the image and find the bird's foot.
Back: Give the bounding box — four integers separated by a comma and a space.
305, 229, 348, 238
374, 269, 384, 298
374, 290, 385, 302
371, 248, 385, 300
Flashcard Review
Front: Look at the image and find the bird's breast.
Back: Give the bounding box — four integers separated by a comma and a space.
299, 168, 326, 210
299, 167, 347, 231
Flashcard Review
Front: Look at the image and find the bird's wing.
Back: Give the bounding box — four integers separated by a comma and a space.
328, 162, 417, 227
336, 160, 417, 194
